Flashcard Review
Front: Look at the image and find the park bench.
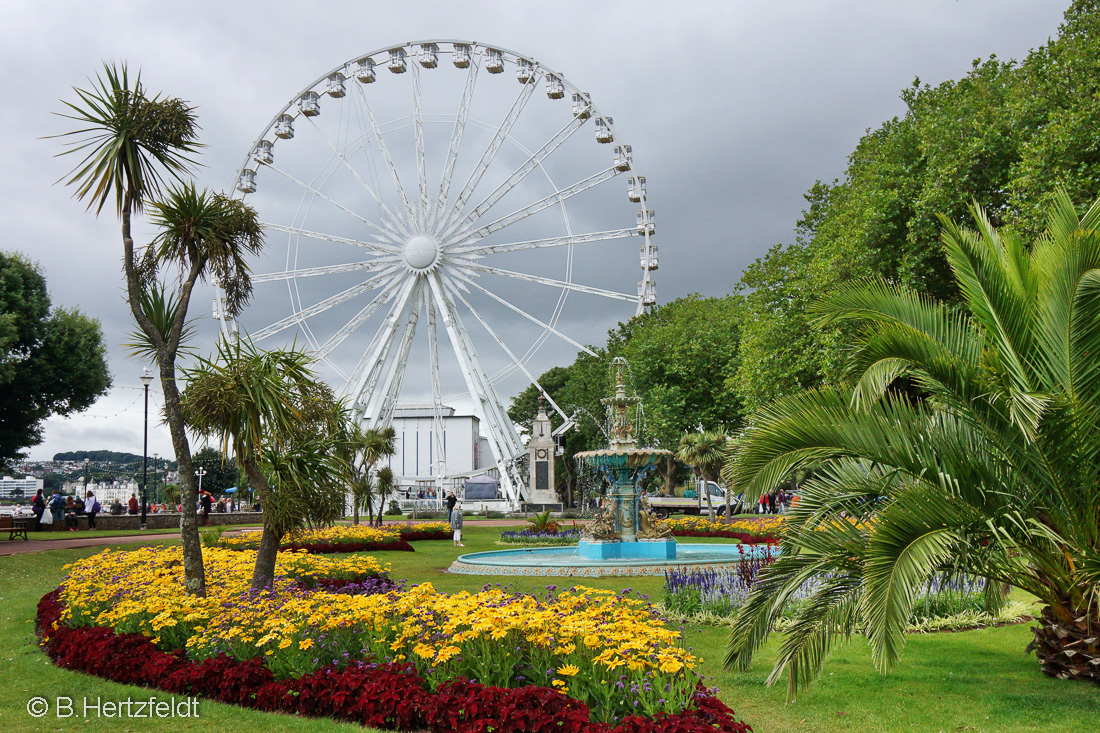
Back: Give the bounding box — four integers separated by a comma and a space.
0, 515, 31, 541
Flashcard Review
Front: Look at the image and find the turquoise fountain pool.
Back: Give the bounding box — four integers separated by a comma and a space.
448, 542, 773, 577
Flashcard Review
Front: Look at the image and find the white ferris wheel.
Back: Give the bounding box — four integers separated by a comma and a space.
217, 40, 659, 508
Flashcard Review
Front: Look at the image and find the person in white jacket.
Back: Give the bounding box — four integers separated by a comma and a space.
450, 502, 464, 546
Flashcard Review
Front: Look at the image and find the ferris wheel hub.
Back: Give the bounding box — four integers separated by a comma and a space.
402, 234, 440, 271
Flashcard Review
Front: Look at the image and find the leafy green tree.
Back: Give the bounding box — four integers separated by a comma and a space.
509, 295, 745, 504
724, 194, 1100, 695
191, 446, 240, 495
57, 65, 264, 597
181, 337, 347, 590
734, 3, 1100, 408
0, 252, 110, 469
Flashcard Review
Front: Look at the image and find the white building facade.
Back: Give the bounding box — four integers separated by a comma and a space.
382, 405, 497, 494
0, 476, 43, 500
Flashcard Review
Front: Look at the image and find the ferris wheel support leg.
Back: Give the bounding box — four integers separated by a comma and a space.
427, 273, 525, 509
370, 281, 425, 430
348, 277, 419, 423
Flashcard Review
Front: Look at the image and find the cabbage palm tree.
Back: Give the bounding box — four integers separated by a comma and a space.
373, 467, 396, 527
676, 430, 727, 518
181, 336, 345, 590
54, 62, 213, 593
57, 65, 264, 597
723, 192, 1100, 697
345, 424, 396, 525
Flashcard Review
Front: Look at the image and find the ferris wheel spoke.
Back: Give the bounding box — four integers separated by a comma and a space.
316, 272, 405, 359
412, 63, 429, 230
261, 222, 401, 255
446, 268, 597, 356
367, 282, 425, 430
251, 258, 397, 284
351, 82, 417, 227
439, 274, 571, 422
251, 266, 401, 343
439, 115, 587, 241
451, 260, 638, 302
263, 167, 403, 245
447, 166, 621, 244
449, 228, 636, 257
430, 60, 480, 231
347, 276, 420, 418
301, 114, 412, 239
436, 77, 538, 234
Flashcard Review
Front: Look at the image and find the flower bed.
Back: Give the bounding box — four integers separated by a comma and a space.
38, 588, 748, 732
500, 528, 583, 546
663, 559, 1027, 632
42, 546, 751, 730
666, 515, 784, 542
220, 521, 451, 554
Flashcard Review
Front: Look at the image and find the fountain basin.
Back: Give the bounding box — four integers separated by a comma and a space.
448, 543, 771, 577
578, 539, 676, 560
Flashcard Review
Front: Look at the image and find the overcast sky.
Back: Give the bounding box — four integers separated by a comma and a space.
4, 0, 1067, 463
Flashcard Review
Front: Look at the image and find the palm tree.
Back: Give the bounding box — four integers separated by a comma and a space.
374, 467, 396, 526
181, 336, 345, 590
676, 430, 727, 518
56, 64, 262, 597
345, 425, 396, 525
723, 193, 1100, 697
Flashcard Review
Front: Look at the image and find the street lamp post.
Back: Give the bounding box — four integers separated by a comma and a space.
140, 369, 153, 530
83, 458, 89, 497
195, 466, 207, 524
153, 453, 159, 504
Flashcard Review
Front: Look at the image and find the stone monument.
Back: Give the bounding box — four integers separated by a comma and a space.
526, 395, 562, 511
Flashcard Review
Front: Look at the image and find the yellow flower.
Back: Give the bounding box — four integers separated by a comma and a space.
299, 639, 314, 650
556, 664, 579, 677
658, 658, 683, 674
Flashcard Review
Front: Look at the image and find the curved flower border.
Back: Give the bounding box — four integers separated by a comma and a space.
36, 589, 752, 733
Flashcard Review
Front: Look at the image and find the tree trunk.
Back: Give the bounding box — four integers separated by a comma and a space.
1027, 603, 1100, 683
242, 459, 280, 591
120, 189, 206, 596
162, 370, 204, 595
700, 469, 714, 519
250, 521, 282, 591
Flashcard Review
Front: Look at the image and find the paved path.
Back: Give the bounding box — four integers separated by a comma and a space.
0, 518, 541, 557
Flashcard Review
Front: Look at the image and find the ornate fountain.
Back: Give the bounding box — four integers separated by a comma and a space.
449, 356, 767, 576
574, 358, 676, 560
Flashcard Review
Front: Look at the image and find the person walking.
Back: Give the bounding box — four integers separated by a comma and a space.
446, 491, 457, 515
200, 490, 213, 526
32, 489, 46, 531
450, 500, 464, 547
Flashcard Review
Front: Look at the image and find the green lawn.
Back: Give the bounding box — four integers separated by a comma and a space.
0, 526, 1094, 732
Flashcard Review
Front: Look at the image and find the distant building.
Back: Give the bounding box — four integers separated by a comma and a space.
382, 405, 497, 494
0, 476, 44, 500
